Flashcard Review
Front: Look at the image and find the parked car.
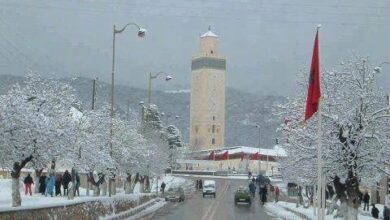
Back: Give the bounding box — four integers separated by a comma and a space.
234, 186, 251, 206
203, 180, 216, 198
165, 186, 185, 202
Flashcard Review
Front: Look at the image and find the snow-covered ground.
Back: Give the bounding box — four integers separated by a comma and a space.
266, 201, 385, 220
0, 176, 185, 211
0, 178, 147, 211
0, 175, 189, 217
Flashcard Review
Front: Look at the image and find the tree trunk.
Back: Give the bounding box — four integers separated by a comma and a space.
145, 176, 150, 193
86, 173, 90, 196
34, 169, 43, 193
67, 182, 74, 200
11, 155, 33, 207
112, 179, 116, 195
102, 179, 107, 196
125, 174, 132, 194
346, 205, 358, 220
94, 184, 100, 196
12, 177, 21, 207
139, 176, 145, 193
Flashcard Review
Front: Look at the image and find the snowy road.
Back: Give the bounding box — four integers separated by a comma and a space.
138, 178, 278, 220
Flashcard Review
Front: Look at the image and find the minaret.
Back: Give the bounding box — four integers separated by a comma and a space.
189, 26, 226, 151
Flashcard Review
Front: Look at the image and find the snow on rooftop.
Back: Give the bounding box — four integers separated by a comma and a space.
196, 145, 287, 157
227, 145, 287, 157
201, 30, 218, 38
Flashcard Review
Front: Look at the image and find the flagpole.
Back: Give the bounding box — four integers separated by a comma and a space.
317, 98, 324, 220
315, 24, 325, 220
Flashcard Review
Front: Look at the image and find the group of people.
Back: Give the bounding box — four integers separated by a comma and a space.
362, 191, 390, 219
24, 170, 81, 197
248, 174, 280, 206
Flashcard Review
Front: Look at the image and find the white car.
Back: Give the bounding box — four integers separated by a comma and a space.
203, 180, 216, 198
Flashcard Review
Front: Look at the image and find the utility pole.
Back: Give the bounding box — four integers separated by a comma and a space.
92, 78, 97, 110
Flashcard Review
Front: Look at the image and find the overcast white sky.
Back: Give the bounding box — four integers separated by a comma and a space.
0, 0, 389, 96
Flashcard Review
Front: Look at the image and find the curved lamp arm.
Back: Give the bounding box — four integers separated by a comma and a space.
114, 22, 146, 37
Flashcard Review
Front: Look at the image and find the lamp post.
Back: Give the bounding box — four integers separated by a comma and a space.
109, 22, 146, 197
255, 125, 261, 174
148, 72, 172, 105
374, 61, 390, 110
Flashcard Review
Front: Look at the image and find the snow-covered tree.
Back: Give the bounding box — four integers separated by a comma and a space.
0, 74, 78, 207
278, 58, 390, 219
163, 125, 183, 169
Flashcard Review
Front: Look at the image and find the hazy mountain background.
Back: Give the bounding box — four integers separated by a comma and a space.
0, 74, 284, 148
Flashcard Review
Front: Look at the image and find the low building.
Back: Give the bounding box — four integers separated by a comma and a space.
179, 145, 286, 176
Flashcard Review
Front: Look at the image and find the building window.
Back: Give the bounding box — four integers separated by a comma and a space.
213, 116, 216, 121
212, 138, 215, 145
195, 126, 199, 134
216, 128, 219, 133
210, 50, 213, 54
212, 125, 215, 133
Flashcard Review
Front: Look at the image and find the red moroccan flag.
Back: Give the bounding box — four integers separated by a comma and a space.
240, 151, 244, 161
251, 152, 259, 160
304, 30, 321, 121
220, 151, 229, 160
208, 151, 215, 160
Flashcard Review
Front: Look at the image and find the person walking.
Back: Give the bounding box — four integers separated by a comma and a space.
55, 173, 62, 196
62, 170, 72, 196
23, 173, 34, 196
274, 186, 280, 203
160, 182, 166, 196
249, 181, 256, 198
75, 172, 80, 196
45, 172, 55, 197
259, 184, 268, 205
39, 174, 47, 195
363, 191, 370, 211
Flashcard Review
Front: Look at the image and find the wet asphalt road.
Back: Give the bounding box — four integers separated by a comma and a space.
140, 178, 277, 220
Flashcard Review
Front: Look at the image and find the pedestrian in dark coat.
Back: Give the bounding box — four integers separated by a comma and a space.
62, 170, 72, 196
371, 204, 379, 219
259, 184, 268, 205
384, 206, 390, 220
55, 173, 62, 196
160, 182, 166, 195
39, 174, 47, 195
249, 182, 256, 197
23, 173, 34, 196
363, 191, 370, 211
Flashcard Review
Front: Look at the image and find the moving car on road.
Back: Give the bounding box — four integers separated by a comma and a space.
234, 186, 251, 206
202, 180, 216, 198
165, 186, 185, 202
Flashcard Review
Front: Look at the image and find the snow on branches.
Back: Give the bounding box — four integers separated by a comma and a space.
278, 58, 390, 187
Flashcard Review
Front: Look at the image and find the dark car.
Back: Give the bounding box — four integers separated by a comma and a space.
234, 186, 251, 205
165, 186, 185, 202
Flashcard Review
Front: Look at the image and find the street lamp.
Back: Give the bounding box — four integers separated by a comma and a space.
374, 61, 390, 107
148, 71, 173, 105
109, 22, 146, 197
